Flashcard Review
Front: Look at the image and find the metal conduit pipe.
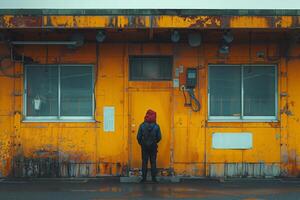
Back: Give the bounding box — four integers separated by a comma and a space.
10, 41, 78, 45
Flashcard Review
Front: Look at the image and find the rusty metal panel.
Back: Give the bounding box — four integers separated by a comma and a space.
286, 58, 300, 177
1, 15, 43, 28
209, 163, 281, 177
153, 16, 222, 28
0, 116, 13, 177
0, 15, 300, 29
1, 37, 300, 178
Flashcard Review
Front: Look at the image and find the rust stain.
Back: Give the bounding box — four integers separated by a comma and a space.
160, 168, 172, 176
281, 103, 293, 116
4, 16, 42, 28
11, 153, 127, 177
210, 163, 281, 178
274, 16, 283, 28
268, 122, 280, 128
107, 16, 114, 28
124, 16, 146, 28
136, 16, 146, 28
151, 16, 159, 27
291, 16, 300, 28
189, 16, 222, 28
0, 15, 299, 29
0, 130, 13, 177
287, 149, 300, 177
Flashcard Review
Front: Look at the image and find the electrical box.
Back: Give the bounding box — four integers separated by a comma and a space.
186, 68, 197, 89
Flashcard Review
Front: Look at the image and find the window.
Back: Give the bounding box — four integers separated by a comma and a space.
129, 56, 173, 81
208, 65, 277, 121
24, 65, 94, 121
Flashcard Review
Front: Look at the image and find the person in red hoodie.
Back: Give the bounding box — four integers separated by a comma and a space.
137, 109, 162, 182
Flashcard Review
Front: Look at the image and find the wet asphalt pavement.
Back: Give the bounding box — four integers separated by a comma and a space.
0, 178, 300, 200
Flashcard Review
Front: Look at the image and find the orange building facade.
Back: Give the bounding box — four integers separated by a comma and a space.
0, 11, 300, 178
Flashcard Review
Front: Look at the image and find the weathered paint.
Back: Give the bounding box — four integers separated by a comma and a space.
1, 15, 300, 29
1, 9, 300, 16
209, 163, 281, 177
0, 30, 300, 178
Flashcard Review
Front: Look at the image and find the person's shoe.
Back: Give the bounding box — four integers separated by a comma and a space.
152, 177, 158, 183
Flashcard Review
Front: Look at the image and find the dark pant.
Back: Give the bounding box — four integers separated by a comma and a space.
141, 147, 157, 179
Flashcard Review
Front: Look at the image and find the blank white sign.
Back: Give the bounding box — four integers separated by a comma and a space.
212, 133, 252, 149
103, 106, 115, 132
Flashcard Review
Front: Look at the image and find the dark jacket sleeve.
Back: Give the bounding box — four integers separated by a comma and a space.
156, 125, 162, 143
137, 124, 143, 145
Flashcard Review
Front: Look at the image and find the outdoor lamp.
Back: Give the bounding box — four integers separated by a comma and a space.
219, 30, 234, 54
68, 33, 85, 49
96, 30, 106, 43
223, 30, 234, 43
219, 45, 230, 54
171, 30, 180, 43
188, 32, 202, 47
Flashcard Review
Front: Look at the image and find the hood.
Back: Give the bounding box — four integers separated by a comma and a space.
144, 109, 156, 123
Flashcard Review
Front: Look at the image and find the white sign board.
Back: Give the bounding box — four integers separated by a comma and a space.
103, 106, 115, 132
212, 132, 252, 149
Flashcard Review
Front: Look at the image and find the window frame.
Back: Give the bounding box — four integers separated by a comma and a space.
129, 55, 173, 81
208, 64, 278, 122
23, 64, 95, 122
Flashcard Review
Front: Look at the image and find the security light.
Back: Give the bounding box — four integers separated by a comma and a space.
223, 30, 234, 43
68, 33, 85, 49
188, 32, 202, 47
219, 45, 229, 54
96, 30, 106, 43
171, 30, 180, 43
219, 30, 234, 54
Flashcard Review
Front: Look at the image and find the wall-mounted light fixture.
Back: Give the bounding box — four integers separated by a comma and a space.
96, 30, 106, 43
188, 32, 202, 47
219, 30, 234, 54
67, 33, 84, 49
219, 45, 230, 54
171, 30, 180, 43
223, 30, 234, 44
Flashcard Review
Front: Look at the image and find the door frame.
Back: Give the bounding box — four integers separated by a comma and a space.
127, 87, 174, 175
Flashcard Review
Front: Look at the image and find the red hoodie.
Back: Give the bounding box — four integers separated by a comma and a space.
144, 109, 156, 123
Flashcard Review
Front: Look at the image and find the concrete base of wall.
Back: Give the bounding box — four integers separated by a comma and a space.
120, 176, 181, 183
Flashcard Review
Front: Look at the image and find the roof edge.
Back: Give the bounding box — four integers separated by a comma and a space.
0, 9, 300, 16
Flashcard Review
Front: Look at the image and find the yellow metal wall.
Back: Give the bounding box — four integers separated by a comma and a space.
0, 37, 299, 177
1, 15, 300, 29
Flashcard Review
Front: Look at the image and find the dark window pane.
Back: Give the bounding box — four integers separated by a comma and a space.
26, 66, 58, 116
60, 66, 93, 116
243, 66, 276, 116
130, 56, 172, 80
209, 66, 241, 116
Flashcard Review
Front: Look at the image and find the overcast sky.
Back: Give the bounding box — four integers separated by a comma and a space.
0, 0, 300, 9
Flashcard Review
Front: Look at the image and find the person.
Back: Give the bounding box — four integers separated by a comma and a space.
137, 109, 162, 183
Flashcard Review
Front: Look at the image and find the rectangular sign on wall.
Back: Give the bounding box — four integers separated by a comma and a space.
212, 132, 253, 149
103, 106, 115, 132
